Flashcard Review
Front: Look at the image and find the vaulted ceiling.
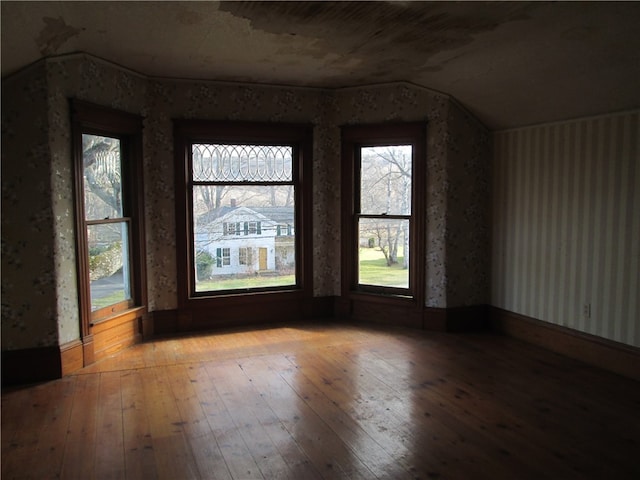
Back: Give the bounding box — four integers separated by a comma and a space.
2, 1, 639, 129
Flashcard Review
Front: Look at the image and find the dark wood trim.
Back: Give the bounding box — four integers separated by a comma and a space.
350, 296, 423, 329
423, 307, 447, 331
340, 122, 427, 307
444, 304, 490, 332
151, 309, 180, 335
347, 299, 489, 332
149, 297, 335, 335
303, 295, 335, 319
1, 346, 61, 386
69, 99, 147, 368
490, 307, 640, 381
60, 339, 84, 376
148, 300, 490, 337
140, 312, 155, 340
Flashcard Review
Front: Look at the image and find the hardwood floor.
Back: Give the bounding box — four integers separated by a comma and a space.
2, 321, 639, 479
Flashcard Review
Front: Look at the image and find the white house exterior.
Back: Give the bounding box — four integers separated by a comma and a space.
195, 206, 295, 278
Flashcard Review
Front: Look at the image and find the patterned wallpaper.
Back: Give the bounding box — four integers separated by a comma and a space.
2, 63, 59, 349
2, 54, 491, 350
493, 111, 640, 347
444, 102, 491, 307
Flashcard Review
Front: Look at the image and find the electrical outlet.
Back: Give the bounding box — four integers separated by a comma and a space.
583, 303, 591, 318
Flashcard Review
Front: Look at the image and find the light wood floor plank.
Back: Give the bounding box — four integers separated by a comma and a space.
121, 369, 160, 480
142, 365, 200, 480
167, 363, 233, 480
94, 371, 126, 479
60, 372, 100, 479
205, 359, 297, 479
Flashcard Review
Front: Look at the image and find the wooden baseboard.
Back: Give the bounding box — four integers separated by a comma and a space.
2, 346, 62, 386
60, 339, 83, 376
152, 309, 179, 334
448, 304, 490, 332
151, 296, 336, 335
348, 296, 489, 332
490, 307, 640, 381
91, 308, 144, 362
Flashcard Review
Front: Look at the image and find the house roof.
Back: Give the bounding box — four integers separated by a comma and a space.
197, 206, 294, 225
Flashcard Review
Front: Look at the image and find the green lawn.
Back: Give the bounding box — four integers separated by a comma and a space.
358, 247, 408, 288
196, 274, 296, 292
91, 291, 126, 310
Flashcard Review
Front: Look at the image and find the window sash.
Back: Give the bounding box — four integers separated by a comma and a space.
86, 220, 134, 314
81, 133, 135, 318
355, 144, 413, 294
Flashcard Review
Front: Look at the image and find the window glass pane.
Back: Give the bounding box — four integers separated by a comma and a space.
193, 185, 296, 291
87, 222, 131, 311
358, 218, 409, 289
192, 144, 293, 182
82, 134, 123, 220
360, 145, 412, 215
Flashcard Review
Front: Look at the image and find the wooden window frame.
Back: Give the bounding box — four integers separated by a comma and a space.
70, 100, 147, 356
341, 122, 426, 308
174, 120, 313, 312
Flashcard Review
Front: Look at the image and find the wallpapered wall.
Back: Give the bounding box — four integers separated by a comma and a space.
1, 54, 490, 351
1, 63, 59, 349
493, 111, 640, 348
444, 103, 491, 307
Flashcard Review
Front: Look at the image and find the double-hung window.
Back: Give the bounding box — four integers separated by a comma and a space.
71, 100, 146, 345
342, 123, 426, 302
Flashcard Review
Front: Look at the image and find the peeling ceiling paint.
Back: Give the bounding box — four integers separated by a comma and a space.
2, 1, 639, 129
36, 16, 83, 56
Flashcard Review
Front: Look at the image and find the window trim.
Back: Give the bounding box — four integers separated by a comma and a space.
70, 99, 147, 339
341, 122, 426, 306
174, 120, 313, 307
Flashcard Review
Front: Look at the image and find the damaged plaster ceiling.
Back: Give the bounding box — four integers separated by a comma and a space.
2, 1, 639, 129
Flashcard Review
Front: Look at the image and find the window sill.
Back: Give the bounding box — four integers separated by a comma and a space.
90, 305, 147, 329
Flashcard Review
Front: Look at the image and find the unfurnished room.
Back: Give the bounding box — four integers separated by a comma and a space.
2, 1, 639, 479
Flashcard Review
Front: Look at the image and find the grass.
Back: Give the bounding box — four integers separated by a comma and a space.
196, 274, 296, 292
91, 291, 126, 310
358, 247, 408, 288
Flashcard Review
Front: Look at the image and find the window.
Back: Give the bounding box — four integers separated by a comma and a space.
239, 247, 253, 266
216, 247, 231, 267
342, 123, 425, 300
276, 224, 293, 236
71, 100, 146, 336
175, 121, 312, 299
248, 221, 261, 235
224, 222, 238, 236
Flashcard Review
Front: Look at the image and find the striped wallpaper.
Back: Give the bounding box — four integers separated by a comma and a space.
492, 110, 640, 348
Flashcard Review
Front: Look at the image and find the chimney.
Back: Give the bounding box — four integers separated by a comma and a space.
230, 199, 237, 207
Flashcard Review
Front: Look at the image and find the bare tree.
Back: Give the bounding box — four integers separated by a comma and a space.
82, 135, 121, 216
360, 146, 411, 268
